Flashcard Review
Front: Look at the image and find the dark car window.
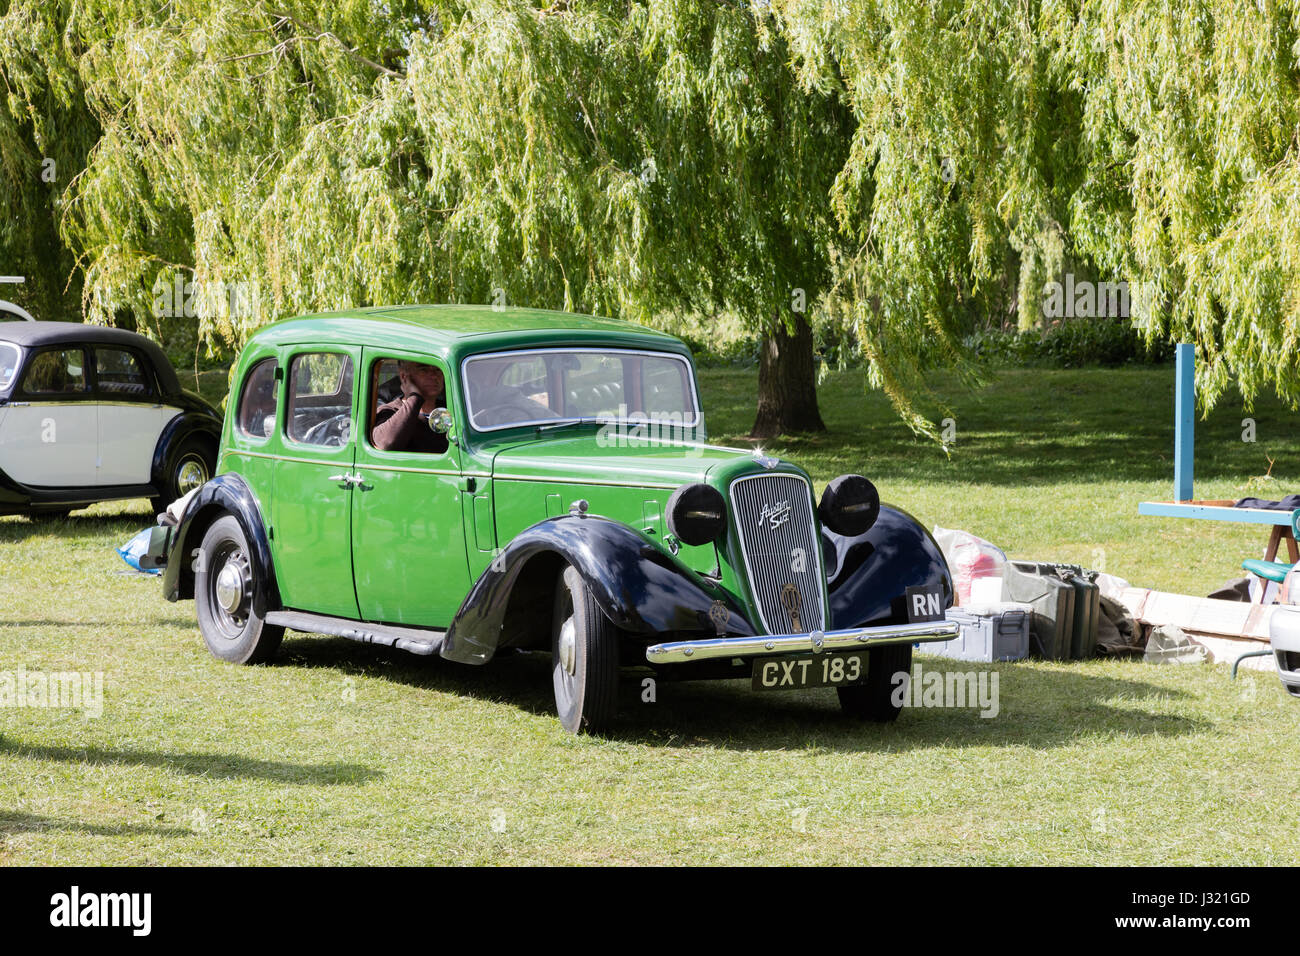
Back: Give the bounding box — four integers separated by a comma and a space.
286, 352, 353, 446
236, 357, 279, 439
22, 348, 88, 395
94, 347, 154, 398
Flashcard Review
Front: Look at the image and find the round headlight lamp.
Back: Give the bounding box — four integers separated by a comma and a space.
665, 483, 727, 547
818, 474, 880, 537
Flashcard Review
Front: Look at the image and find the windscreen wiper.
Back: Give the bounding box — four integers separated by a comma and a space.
535, 417, 605, 435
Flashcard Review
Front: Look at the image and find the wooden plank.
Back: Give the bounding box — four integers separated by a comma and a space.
1138, 501, 1299, 526
1174, 343, 1195, 501
1116, 587, 1276, 641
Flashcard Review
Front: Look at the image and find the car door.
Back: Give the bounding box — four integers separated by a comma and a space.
349, 348, 472, 627
267, 347, 362, 620
0, 346, 98, 487
92, 345, 178, 485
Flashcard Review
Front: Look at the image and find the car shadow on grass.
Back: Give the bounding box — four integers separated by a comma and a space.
276, 636, 1205, 752
0, 737, 382, 785
0, 508, 155, 543
0, 810, 191, 839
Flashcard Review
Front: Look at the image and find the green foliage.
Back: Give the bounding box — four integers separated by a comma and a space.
773, 0, 1300, 427
0, 0, 97, 320
964, 319, 1176, 368
27, 0, 848, 389
8, 0, 1300, 434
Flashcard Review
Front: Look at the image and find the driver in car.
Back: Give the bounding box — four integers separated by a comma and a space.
372, 360, 449, 453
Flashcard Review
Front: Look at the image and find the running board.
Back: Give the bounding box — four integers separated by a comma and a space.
265, 611, 446, 656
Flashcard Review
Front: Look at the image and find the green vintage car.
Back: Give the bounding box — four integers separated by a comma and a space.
150, 306, 957, 733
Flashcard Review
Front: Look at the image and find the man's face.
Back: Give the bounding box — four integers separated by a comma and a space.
399, 362, 444, 399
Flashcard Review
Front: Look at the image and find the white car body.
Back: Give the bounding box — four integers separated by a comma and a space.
0, 323, 220, 515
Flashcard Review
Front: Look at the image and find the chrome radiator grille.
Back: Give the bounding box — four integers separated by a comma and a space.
729, 473, 826, 635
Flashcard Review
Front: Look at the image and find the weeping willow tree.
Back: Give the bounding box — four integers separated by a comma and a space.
0, 0, 98, 320
14, 0, 1300, 437
773, 0, 1300, 429
49, 0, 849, 434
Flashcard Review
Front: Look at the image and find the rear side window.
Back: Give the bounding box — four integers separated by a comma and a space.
22, 348, 88, 395
236, 358, 279, 439
286, 353, 353, 446
95, 347, 153, 398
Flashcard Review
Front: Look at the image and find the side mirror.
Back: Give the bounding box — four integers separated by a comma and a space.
428, 407, 454, 436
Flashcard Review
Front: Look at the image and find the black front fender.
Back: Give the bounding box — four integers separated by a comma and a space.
825, 504, 954, 628
441, 515, 755, 665
161, 472, 279, 615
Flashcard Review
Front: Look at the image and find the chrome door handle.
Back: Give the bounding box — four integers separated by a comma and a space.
328, 473, 362, 486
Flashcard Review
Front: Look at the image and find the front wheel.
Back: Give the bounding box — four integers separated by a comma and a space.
551, 565, 620, 735
838, 642, 912, 722
195, 515, 283, 664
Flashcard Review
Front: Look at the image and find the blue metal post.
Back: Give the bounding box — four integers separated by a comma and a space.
1174, 343, 1194, 501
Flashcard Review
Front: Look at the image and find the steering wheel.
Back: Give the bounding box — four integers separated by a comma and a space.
302, 413, 352, 447
475, 401, 559, 428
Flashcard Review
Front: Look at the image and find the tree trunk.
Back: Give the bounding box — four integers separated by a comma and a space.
750, 311, 826, 438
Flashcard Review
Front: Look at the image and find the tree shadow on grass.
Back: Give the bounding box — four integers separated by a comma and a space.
704, 366, 1300, 488
0, 737, 381, 785
0, 810, 191, 839
276, 635, 1205, 753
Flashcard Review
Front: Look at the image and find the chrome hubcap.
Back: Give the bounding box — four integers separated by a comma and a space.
215, 561, 245, 614
177, 458, 207, 494
558, 617, 577, 676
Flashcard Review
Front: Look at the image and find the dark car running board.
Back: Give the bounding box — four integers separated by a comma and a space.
265, 611, 446, 656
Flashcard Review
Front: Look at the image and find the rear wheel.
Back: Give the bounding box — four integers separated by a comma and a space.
195, 515, 283, 664
153, 436, 213, 513
838, 642, 912, 722
551, 565, 619, 735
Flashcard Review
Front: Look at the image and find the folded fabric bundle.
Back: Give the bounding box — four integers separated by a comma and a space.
1234, 494, 1300, 510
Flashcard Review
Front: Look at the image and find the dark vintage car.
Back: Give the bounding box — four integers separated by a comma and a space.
148, 306, 957, 733
0, 322, 222, 517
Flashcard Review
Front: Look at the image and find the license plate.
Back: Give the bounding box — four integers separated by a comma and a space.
752, 652, 868, 691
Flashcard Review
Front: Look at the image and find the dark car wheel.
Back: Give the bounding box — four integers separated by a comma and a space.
838, 642, 912, 722
551, 565, 619, 735
195, 515, 283, 664
152, 436, 214, 513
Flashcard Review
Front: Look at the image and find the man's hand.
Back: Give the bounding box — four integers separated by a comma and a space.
398, 367, 424, 404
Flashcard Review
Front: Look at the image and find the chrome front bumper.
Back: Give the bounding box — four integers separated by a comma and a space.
644, 619, 960, 664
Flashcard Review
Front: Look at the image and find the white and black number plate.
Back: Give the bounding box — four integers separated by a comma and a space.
752, 652, 867, 691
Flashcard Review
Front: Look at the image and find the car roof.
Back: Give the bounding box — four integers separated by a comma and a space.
0, 321, 181, 395
248, 305, 692, 363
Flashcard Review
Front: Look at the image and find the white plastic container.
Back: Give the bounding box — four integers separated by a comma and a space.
918, 604, 1032, 663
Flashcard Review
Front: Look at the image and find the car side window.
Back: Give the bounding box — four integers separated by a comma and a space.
22, 348, 88, 395
236, 358, 279, 439
94, 347, 153, 398
366, 358, 449, 455
286, 352, 353, 447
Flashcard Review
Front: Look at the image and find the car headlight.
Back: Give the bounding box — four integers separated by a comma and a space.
665, 482, 727, 546
818, 474, 880, 537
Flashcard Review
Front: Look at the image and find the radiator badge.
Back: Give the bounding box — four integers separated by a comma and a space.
780, 583, 804, 632
757, 500, 791, 531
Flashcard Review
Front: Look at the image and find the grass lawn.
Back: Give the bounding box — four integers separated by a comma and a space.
2, 364, 1299, 865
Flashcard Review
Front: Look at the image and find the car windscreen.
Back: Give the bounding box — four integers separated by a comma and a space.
0, 343, 20, 396
462, 348, 700, 432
